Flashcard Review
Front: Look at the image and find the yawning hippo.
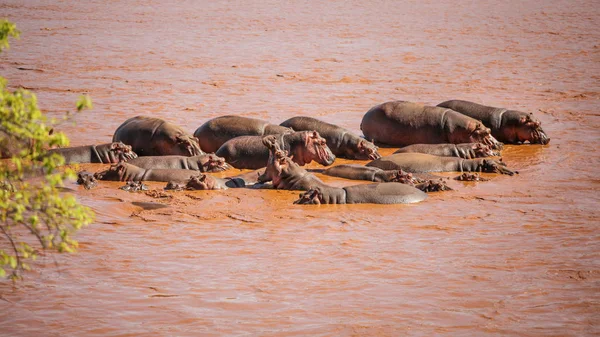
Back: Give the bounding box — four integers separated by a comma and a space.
113, 116, 203, 156
393, 143, 499, 159
366, 153, 516, 175
48, 142, 137, 164
260, 136, 427, 204
215, 131, 336, 169
194, 115, 293, 153
280, 116, 380, 160
437, 100, 550, 145
126, 154, 230, 172
360, 100, 503, 149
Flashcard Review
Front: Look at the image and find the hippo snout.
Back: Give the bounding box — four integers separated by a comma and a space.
537, 129, 550, 145
322, 153, 336, 166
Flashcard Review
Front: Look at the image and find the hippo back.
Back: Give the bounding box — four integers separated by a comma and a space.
194, 115, 291, 153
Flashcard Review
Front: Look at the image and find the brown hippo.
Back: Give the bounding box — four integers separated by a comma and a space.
126, 154, 230, 172
95, 162, 202, 183
48, 142, 137, 164
323, 164, 417, 184
437, 100, 550, 145
164, 174, 246, 190
280, 116, 381, 160
393, 143, 499, 159
113, 116, 203, 156
194, 115, 293, 153
76, 171, 98, 189
215, 131, 336, 169
294, 183, 427, 205
95, 163, 246, 189
366, 153, 516, 175
259, 136, 427, 204
322, 164, 451, 192
360, 100, 503, 150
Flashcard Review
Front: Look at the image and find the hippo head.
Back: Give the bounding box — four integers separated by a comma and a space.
480, 159, 517, 176
387, 169, 419, 185
111, 142, 138, 162
164, 181, 186, 191
512, 114, 550, 145
262, 135, 303, 187
93, 163, 125, 181
77, 171, 98, 189
468, 123, 503, 150
185, 174, 217, 190
355, 139, 381, 160
176, 135, 205, 156
299, 131, 336, 166
471, 143, 500, 158
294, 188, 324, 205
199, 154, 231, 172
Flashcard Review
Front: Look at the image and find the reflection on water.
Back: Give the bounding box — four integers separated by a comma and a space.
0, 0, 599, 336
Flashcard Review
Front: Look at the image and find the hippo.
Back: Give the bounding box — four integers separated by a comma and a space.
76, 171, 98, 189
322, 164, 451, 192
47, 142, 137, 164
256, 135, 331, 190
259, 136, 427, 204
437, 100, 550, 145
293, 183, 427, 205
113, 116, 203, 156
94, 162, 205, 183
126, 154, 230, 172
194, 115, 293, 153
366, 153, 516, 175
323, 164, 418, 184
164, 174, 246, 190
360, 100, 503, 150
215, 131, 336, 169
280, 116, 380, 160
393, 143, 499, 159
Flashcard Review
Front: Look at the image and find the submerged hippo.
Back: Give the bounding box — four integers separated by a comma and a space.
215, 131, 336, 169
294, 183, 427, 205
95, 162, 246, 190
194, 115, 293, 153
361, 100, 503, 149
323, 164, 451, 192
437, 100, 550, 145
126, 154, 230, 172
48, 142, 137, 164
95, 162, 205, 183
260, 136, 427, 204
366, 153, 516, 175
113, 116, 203, 156
280, 116, 380, 160
393, 143, 499, 159
165, 174, 246, 190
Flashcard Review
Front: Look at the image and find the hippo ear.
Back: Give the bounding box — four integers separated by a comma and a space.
312, 131, 319, 139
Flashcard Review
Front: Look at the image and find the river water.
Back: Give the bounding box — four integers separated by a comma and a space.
0, 1, 599, 336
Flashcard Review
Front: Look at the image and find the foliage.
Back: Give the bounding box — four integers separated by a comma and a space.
0, 20, 94, 280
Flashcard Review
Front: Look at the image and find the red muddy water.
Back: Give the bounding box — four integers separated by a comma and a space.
1, 0, 599, 336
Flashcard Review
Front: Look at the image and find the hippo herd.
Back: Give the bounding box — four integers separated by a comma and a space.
49, 99, 549, 205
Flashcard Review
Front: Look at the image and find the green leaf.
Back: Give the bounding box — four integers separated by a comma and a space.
76, 95, 93, 112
